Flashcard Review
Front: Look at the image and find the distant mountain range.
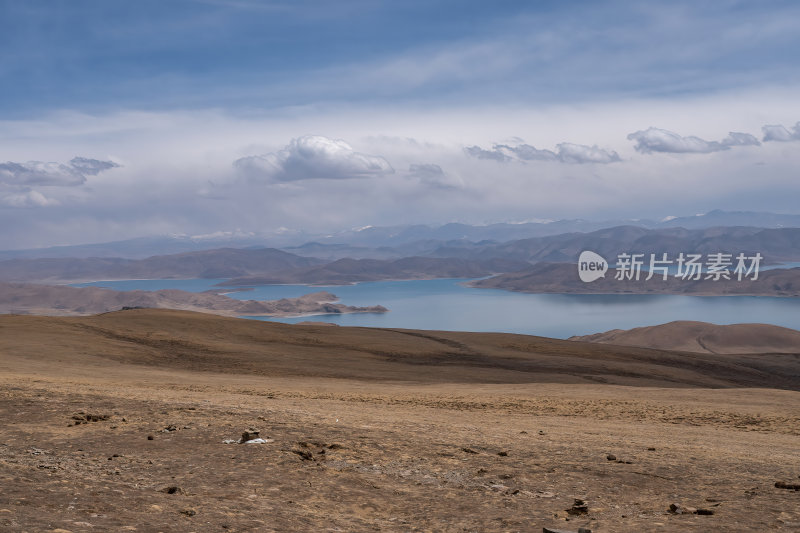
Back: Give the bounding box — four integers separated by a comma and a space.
428, 226, 800, 264
0, 248, 322, 283
3, 223, 800, 285
218, 257, 531, 286
4, 209, 800, 260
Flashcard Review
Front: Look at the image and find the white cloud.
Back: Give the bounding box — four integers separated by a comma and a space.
556, 142, 621, 164
495, 144, 557, 161
68, 157, 121, 176
408, 163, 461, 189
721, 131, 761, 147
0, 190, 59, 208
408, 163, 444, 178
0, 157, 119, 186
627, 127, 759, 154
465, 141, 619, 164
463, 145, 510, 162
762, 122, 800, 142
234, 135, 394, 181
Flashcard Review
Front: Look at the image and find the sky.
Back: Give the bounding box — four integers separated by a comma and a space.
1, 0, 800, 249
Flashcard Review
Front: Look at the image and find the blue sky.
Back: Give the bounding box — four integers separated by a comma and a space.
1, 0, 800, 248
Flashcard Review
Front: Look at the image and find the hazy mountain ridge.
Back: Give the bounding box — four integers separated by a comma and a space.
0, 247, 323, 283
4, 210, 800, 261
429, 226, 800, 263
3, 222, 800, 286
218, 256, 531, 286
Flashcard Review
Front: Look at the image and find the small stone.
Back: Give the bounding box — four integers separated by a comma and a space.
776, 481, 800, 490
567, 498, 589, 515
462, 447, 478, 454
668, 503, 697, 514
606, 454, 617, 461
180, 508, 196, 517
695, 509, 715, 515
160, 486, 183, 495
497, 451, 508, 457
147, 435, 154, 440
240, 429, 260, 443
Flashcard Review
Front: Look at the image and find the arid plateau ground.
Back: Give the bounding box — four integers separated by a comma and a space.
1, 309, 799, 532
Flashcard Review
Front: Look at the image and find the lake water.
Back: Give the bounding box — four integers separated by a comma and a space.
72, 278, 800, 339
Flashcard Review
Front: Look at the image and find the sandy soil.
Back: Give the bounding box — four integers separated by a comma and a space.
1, 310, 799, 532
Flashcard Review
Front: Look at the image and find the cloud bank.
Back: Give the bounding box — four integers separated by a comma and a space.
234, 135, 394, 181
0, 157, 120, 187
762, 122, 800, 142
465, 142, 620, 164
0, 190, 59, 208
627, 127, 760, 154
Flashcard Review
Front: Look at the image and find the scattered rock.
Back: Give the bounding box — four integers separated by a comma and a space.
669, 503, 695, 515
606, 454, 617, 461
240, 429, 261, 443
162, 425, 177, 433
462, 447, 478, 454
160, 486, 183, 495
776, 481, 800, 491
71, 412, 110, 425
668, 503, 713, 515
292, 449, 314, 461
566, 498, 589, 515
147, 435, 154, 440
497, 451, 509, 457
647, 447, 656, 451
180, 508, 196, 517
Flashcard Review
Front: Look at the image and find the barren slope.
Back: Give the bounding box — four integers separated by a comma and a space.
1, 311, 799, 531
571, 321, 800, 354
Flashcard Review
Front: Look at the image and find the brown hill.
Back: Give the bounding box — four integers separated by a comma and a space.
0, 282, 386, 317
2, 309, 797, 389
2, 310, 800, 532
470, 262, 800, 296
570, 321, 800, 354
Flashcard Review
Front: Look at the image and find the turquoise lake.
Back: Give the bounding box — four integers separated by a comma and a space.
72, 278, 800, 339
